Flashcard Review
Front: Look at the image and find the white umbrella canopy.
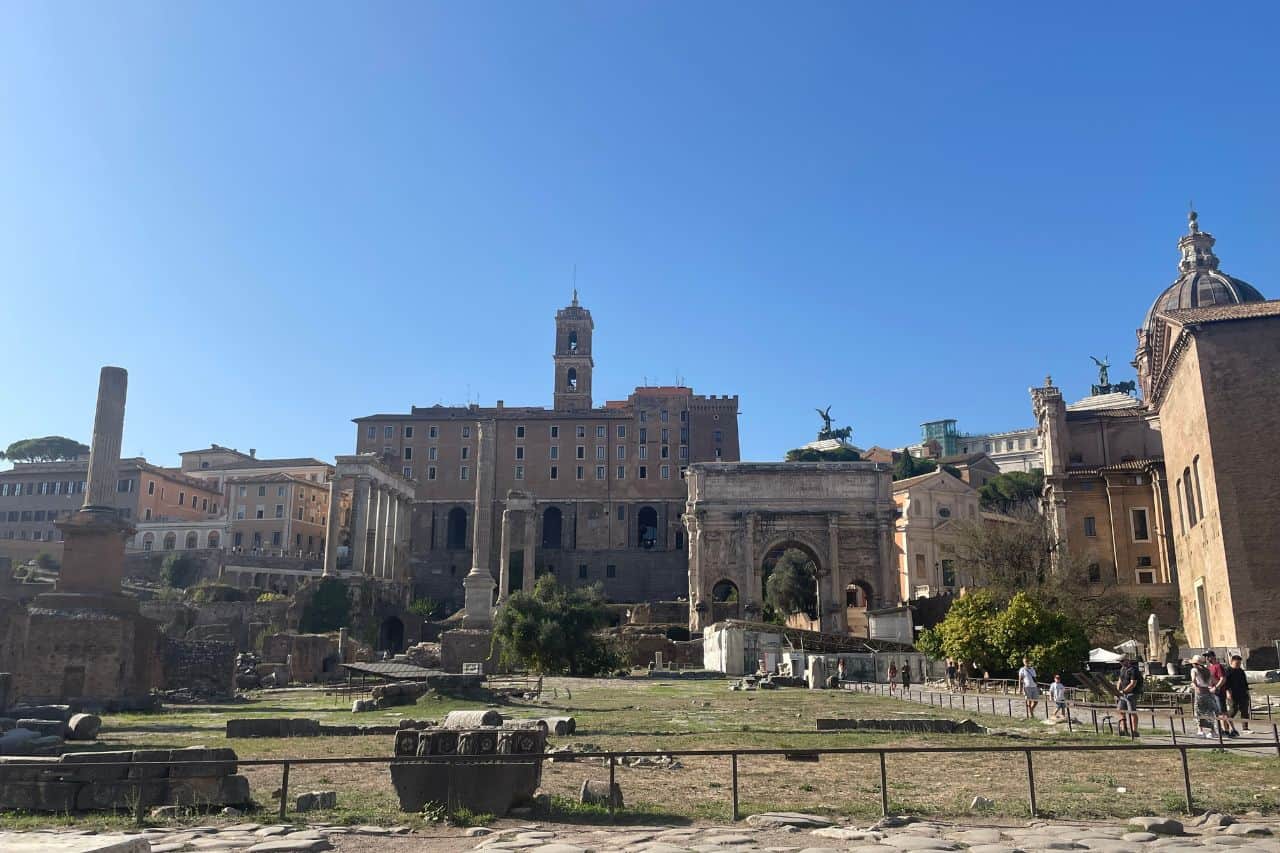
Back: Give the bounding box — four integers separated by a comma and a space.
1089, 647, 1124, 664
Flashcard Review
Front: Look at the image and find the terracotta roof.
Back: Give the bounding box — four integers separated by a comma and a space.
202, 457, 330, 471
937, 452, 998, 466
1160, 299, 1280, 325
1065, 457, 1164, 477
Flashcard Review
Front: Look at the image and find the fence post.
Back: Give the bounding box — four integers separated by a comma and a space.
608, 755, 617, 817
1091, 709, 1099, 733
1024, 750, 1037, 817
730, 753, 739, 821
1169, 716, 1176, 743
278, 761, 290, 821
1179, 747, 1193, 814
879, 751, 889, 817
446, 758, 455, 817
1272, 723, 1279, 758
1007, 698, 1013, 717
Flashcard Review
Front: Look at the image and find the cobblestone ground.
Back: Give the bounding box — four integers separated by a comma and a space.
7, 813, 1276, 853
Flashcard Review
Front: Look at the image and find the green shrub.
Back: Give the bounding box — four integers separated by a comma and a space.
161, 553, 200, 589
187, 582, 243, 603
257, 592, 287, 603
298, 577, 350, 633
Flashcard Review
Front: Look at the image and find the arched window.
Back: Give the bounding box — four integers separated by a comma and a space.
185, 532, 198, 549
1176, 480, 1186, 535
568, 330, 578, 353
207, 531, 220, 549
637, 506, 658, 550
566, 368, 578, 391
446, 507, 468, 549
542, 506, 563, 549
163, 532, 176, 551
711, 580, 739, 602
1183, 468, 1197, 527
142, 532, 155, 552
1192, 456, 1205, 518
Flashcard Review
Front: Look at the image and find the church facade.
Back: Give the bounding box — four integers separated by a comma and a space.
1035, 212, 1280, 659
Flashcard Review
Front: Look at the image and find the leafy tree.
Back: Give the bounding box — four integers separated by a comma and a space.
492, 575, 619, 676
298, 576, 351, 633
2, 436, 90, 463
785, 446, 861, 462
892, 455, 962, 482
922, 590, 1088, 677
160, 553, 200, 589
949, 508, 1146, 647
408, 597, 443, 619
764, 548, 817, 618
978, 469, 1044, 513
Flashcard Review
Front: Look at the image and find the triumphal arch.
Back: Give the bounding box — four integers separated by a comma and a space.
684, 462, 897, 633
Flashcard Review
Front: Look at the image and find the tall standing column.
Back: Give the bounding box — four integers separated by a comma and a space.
350, 476, 371, 575
322, 478, 342, 576
462, 422, 498, 626
522, 508, 537, 593
827, 512, 847, 634
396, 497, 411, 581
83, 367, 128, 513
498, 508, 514, 601
382, 491, 400, 579
371, 485, 388, 578
742, 513, 758, 619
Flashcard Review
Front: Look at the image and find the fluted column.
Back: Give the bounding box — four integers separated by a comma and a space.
498, 508, 513, 601
396, 497, 411, 580
322, 478, 342, 576
462, 421, 498, 627
522, 508, 536, 592
826, 512, 847, 634
743, 512, 758, 619
84, 367, 128, 513
371, 485, 388, 578
381, 490, 398, 579
350, 476, 372, 575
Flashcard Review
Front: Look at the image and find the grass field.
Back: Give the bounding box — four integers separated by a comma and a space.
3, 676, 1278, 831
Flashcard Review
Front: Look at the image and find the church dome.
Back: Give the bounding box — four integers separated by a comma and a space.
1143, 211, 1265, 331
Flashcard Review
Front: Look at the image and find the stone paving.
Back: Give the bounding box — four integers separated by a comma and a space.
6, 814, 1277, 853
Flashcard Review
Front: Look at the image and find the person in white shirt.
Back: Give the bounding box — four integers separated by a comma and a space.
1049, 674, 1068, 719
1017, 657, 1040, 717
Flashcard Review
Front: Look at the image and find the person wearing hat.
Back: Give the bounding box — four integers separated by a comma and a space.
1190, 655, 1220, 738
1205, 651, 1238, 737
1115, 654, 1142, 736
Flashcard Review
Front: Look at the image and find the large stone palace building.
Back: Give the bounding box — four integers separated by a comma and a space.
1035, 212, 1280, 659
353, 295, 741, 607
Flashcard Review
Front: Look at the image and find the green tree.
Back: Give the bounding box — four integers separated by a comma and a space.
492, 575, 619, 676
784, 446, 861, 462
990, 592, 1090, 677
978, 469, 1044, 513
298, 576, 351, 633
2, 436, 90, 463
408, 597, 442, 619
764, 548, 817, 618
926, 589, 1004, 672
160, 553, 200, 589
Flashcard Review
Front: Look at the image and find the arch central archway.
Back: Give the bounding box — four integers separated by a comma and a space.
541, 506, 563, 549
446, 507, 468, 549
760, 540, 823, 626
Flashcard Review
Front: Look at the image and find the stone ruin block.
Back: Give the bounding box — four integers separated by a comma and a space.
389, 726, 545, 815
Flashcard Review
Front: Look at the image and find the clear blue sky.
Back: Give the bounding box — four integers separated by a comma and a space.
2, 3, 1277, 468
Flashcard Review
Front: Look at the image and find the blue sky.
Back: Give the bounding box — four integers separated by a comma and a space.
2, 3, 1277, 467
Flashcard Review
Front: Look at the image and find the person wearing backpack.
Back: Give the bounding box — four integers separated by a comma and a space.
1115, 655, 1142, 736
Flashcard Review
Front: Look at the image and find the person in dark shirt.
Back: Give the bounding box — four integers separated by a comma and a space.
1224, 654, 1251, 733
1205, 651, 1237, 737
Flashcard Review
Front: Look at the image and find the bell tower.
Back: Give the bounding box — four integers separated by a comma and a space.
553, 290, 594, 411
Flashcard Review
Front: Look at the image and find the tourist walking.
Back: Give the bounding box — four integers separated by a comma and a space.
1115, 655, 1142, 736
900, 660, 911, 694
945, 658, 957, 690
1206, 651, 1237, 737
837, 658, 847, 684
888, 662, 899, 696
1225, 654, 1251, 733
956, 661, 968, 693
1049, 674, 1068, 719
1017, 657, 1040, 717
1191, 655, 1219, 738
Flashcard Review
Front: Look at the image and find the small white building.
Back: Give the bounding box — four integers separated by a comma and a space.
702, 619, 928, 681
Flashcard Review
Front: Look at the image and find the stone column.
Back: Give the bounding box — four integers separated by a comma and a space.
742, 513, 758, 620
83, 366, 128, 514
462, 421, 497, 626
498, 508, 514, 602
397, 497, 411, 581
522, 508, 537, 593
375, 485, 392, 578
381, 490, 398, 579
877, 517, 895, 606
322, 478, 342, 576
687, 517, 705, 632
826, 513, 847, 634
350, 476, 371, 575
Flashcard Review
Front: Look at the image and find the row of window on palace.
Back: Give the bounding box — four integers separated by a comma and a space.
0, 478, 218, 513
367, 418, 718, 443
391, 442, 706, 463
138, 530, 323, 552
231, 503, 326, 524
398, 463, 687, 482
